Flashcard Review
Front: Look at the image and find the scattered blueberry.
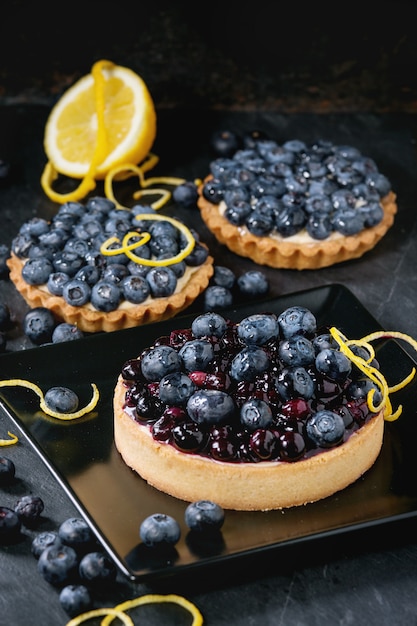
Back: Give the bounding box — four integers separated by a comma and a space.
23, 307, 56, 345
0, 456, 15, 485
44, 387, 79, 414
37, 544, 79, 586
52, 323, 84, 343
203, 285, 233, 311
58, 517, 97, 554
172, 181, 199, 208
78, 551, 117, 585
236, 271, 269, 298
139, 513, 181, 548
0, 506, 21, 542
59, 584, 93, 617
185, 500, 225, 532
14, 494, 44, 527
210, 130, 240, 157
31, 530, 61, 558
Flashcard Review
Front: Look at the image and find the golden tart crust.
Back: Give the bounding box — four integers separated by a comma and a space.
198, 185, 397, 270
113, 376, 384, 511
7, 253, 214, 333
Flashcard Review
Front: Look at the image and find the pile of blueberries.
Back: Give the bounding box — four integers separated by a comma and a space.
0, 452, 225, 618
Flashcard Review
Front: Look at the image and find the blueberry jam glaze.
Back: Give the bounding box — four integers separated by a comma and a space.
119, 309, 380, 464
201, 138, 391, 240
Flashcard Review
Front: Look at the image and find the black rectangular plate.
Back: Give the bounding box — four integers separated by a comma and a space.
1, 284, 417, 582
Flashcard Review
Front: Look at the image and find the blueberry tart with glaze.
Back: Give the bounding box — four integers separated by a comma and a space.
197, 139, 397, 270
7, 197, 214, 332
113, 307, 413, 510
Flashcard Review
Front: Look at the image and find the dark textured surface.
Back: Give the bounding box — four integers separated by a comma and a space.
1, 105, 417, 624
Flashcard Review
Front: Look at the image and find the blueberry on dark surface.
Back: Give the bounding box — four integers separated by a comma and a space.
58, 517, 96, 554
0, 456, 15, 484
306, 410, 346, 448
37, 544, 79, 586
211, 130, 240, 157
0, 506, 21, 542
212, 265, 236, 289
59, 584, 93, 617
172, 181, 199, 208
78, 551, 117, 585
31, 530, 61, 558
23, 307, 56, 345
52, 323, 84, 343
185, 500, 225, 532
44, 387, 79, 414
236, 271, 269, 298
203, 286, 233, 311
14, 494, 44, 527
139, 513, 181, 548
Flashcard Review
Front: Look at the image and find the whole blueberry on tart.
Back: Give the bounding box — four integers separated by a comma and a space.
197, 136, 397, 269
113, 308, 415, 511
7, 197, 214, 332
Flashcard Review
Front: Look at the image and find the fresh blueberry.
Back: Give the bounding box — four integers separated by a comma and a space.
14, 495, 44, 527
44, 387, 79, 413
237, 314, 279, 346
332, 208, 365, 236
74, 265, 101, 286
306, 212, 333, 239
0, 456, 15, 485
146, 267, 177, 297
91, 280, 121, 311
212, 265, 236, 289
276, 366, 315, 400
47, 271, 70, 296
187, 389, 236, 425
101, 263, 130, 284
185, 242, 209, 267
236, 271, 269, 298
315, 348, 352, 382
191, 312, 228, 339
78, 551, 117, 585
58, 517, 97, 554
52, 323, 84, 343
0, 506, 21, 542
139, 513, 181, 548
240, 398, 273, 430
59, 584, 93, 617
158, 372, 197, 406
121, 275, 150, 304
359, 202, 384, 227
204, 286, 233, 311
211, 130, 240, 157
202, 178, 225, 204
22, 257, 54, 285
230, 346, 270, 381
279, 336, 316, 367
277, 306, 317, 339
23, 307, 56, 345
52, 250, 84, 276
179, 339, 214, 372
31, 530, 61, 558
172, 181, 199, 208
141, 345, 182, 381
306, 410, 345, 448
185, 500, 225, 532
347, 378, 383, 405
312, 333, 338, 354
37, 544, 79, 586
62, 279, 92, 307
224, 199, 252, 225
245, 210, 275, 236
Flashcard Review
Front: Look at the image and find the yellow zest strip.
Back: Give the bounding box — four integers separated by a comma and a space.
100, 213, 195, 267
0, 431, 18, 446
0, 379, 99, 421
66, 607, 134, 626
41, 60, 114, 204
330, 327, 417, 422
101, 593, 204, 626
104, 161, 186, 211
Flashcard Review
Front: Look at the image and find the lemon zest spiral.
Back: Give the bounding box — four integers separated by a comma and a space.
100, 593, 203, 626
100, 212, 195, 267
66, 607, 134, 626
330, 327, 417, 422
0, 431, 18, 446
0, 379, 99, 421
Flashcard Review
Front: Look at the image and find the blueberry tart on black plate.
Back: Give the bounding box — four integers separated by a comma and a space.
7, 197, 213, 332
113, 307, 414, 511
198, 139, 397, 270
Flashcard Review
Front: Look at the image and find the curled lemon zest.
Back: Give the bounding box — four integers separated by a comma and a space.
330, 327, 417, 422
41, 60, 114, 204
66, 607, 134, 626
101, 593, 203, 626
0, 431, 18, 446
100, 213, 195, 267
0, 379, 99, 421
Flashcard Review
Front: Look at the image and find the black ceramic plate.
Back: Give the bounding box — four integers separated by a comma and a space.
1, 284, 417, 582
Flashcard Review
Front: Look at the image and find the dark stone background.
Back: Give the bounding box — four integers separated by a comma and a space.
2, 0, 417, 113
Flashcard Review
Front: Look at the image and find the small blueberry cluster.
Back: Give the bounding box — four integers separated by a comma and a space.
204, 264, 270, 311
203, 132, 391, 240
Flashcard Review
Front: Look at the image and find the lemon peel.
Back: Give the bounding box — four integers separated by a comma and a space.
66, 607, 134, 626
0, 379, 99, 421
0, 431, 18, 446
100, 212, 195, 267
100, 593, 204, 626
330, 327, 417, 422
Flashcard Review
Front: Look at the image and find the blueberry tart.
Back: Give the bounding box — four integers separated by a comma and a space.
197, 139, 397, 270
7, 197, 214, 332
113, 308, 413, 510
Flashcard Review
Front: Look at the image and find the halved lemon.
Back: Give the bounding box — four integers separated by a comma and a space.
43, 59, 157, 181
